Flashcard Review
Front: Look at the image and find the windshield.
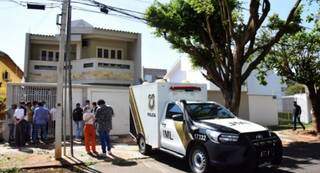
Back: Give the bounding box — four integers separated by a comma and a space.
186, 103, 235, 121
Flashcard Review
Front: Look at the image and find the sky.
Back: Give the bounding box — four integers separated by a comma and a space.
0, 0, 316, 71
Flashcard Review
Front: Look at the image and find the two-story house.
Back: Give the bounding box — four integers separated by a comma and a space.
9, 20, 142, 135
24, 20, 141, 86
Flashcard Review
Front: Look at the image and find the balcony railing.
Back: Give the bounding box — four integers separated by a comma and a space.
28, 58, 135, 84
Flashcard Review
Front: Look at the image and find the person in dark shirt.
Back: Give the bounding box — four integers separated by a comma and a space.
95, 99, 114, 157
91, 102, 98, 115
73, 103, 83, 140
293, 101, 305, 131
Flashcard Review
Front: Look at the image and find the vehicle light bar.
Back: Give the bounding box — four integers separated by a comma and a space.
170, 86, 201, 91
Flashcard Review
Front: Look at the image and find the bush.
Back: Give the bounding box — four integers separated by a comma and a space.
278, 112, 292, 125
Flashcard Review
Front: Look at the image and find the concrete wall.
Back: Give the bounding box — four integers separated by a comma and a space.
248, 95, 278, 126
247, 70, 286, 112
81, 38, 129, 60
207, 91, 250, 120
30, 44, 59, 60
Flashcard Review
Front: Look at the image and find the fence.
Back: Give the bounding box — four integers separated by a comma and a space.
2, 83, 58, 141
8, 83, 57, 110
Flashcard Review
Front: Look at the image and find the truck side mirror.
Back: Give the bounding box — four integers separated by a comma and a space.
172, 114, 183, 121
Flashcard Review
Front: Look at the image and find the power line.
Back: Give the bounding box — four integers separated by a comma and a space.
72, 5, 147, 23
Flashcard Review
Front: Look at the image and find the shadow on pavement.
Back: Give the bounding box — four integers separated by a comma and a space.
148, 144, 320, 173
60, 157, 102, 173
280, 141, 320, 170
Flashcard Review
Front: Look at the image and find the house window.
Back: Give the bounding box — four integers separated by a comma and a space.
55, 52, 59, 61
103, 49, 109, 58
111, 50, 116, 59
97, 63, 130, 69
48, 51, 54, 61
41, 50, 47, 61
34, 65, 57, 70
97, 47, 123, 59
117, 50, 122, 59
97, 48, 103, 58
83, 63, 94, 68
40, 50, 59, 61
2, 71, 9, 81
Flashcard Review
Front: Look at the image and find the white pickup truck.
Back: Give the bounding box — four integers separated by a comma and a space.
129, 82, 282, 173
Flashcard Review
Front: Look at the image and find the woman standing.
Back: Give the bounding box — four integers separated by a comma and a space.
83, 106, 97, 155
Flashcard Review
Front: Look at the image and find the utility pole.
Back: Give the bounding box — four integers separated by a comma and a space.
65, 0, 74, 156
55, 0, 69, 160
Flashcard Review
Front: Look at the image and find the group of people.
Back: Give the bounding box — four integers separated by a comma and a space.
5, 101, 57, 149
72, 99, 114, 157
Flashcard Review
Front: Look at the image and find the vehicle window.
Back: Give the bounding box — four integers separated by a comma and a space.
186, 103, 235, 121
166, 103, 183, 119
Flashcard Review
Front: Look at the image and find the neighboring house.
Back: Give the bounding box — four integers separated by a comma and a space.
143, 67, 167, 82
0, 51, 23, 101
164, 57, 285, 126
24, 19, 141, 86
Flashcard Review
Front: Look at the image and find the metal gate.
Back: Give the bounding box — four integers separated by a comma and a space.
8, 83, 57, 109
5, 83, 57, 140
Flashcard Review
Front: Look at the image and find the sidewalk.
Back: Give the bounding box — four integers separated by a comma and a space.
0, 137, 148, 170
275, 128, 320, 146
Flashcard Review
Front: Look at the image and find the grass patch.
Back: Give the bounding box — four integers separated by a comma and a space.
0, 168, 20, 173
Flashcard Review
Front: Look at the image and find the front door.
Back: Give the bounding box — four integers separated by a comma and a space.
160, 102, 186, 155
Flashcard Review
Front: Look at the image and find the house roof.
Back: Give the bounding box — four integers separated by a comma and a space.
29, 20, 139, 39
0, 51, 24, 79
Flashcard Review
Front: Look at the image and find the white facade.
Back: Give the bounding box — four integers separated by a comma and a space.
24, 20, 142, 86
164, 57, 283, 126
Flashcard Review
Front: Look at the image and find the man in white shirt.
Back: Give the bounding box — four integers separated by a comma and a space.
14, 103, 27, 149
50, 106, 57, 136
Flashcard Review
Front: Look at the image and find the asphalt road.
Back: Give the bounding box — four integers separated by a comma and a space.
88, 141, 320, 173
22, 141, 320, 173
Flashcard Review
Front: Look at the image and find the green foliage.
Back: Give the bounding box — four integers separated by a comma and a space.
262, 29, 320, 86
145, 0, 303, 113
0, 168, 20, 173
285, 83, 306, 95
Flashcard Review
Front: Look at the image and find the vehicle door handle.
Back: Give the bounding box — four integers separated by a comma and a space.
161, 123, 166, 127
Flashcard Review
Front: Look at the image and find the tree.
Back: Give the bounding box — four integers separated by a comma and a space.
261, 29, 320, 132
145, 0, 303, 114
285, 83, 305, 95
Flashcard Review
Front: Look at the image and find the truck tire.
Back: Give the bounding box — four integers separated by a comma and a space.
188, 145, 210, 173
271, 140, 283, 166
138, 136, 151, 155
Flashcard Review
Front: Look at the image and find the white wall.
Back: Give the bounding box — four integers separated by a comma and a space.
282, 94, 312, 123
248, 95, 278, 126
247, 70, 286, 112
87, 87, 129, 135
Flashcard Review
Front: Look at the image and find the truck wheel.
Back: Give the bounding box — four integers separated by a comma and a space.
188, 146, 209, 173
272, 141, 283, 166
138, 136, 151, 155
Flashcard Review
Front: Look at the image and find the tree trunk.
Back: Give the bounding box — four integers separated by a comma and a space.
307, 85, 320, 133
221, 84, 241, 116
